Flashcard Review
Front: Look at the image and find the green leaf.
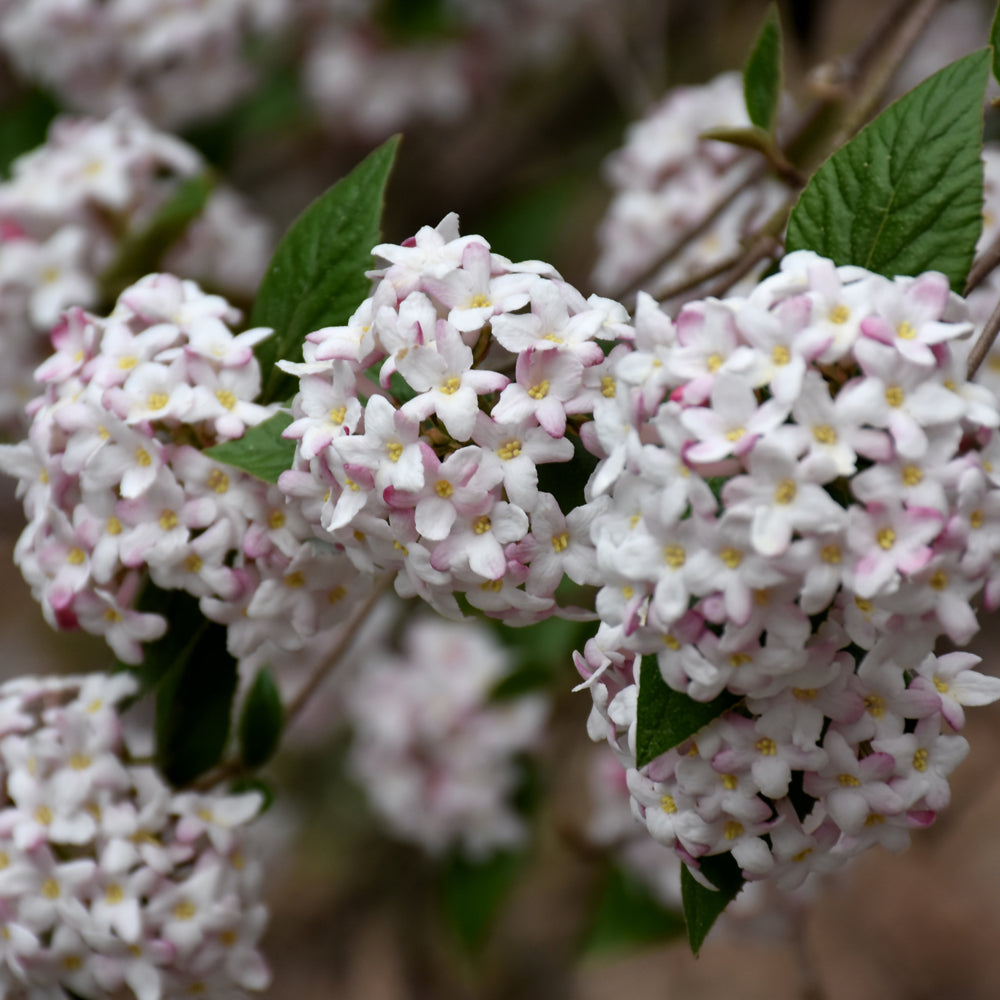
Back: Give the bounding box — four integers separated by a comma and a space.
680, 852, 744, 955
204, 412, 295, 484
238, 668, 284, 769
114, 584, 207, 697
786, 50, 990, 292
440, 850, 524, 954
582, 865, 685, 955
991, 2, 1000, 88
99, 172, 215, 304
156, 620, 239, 787
251, 135, 400, 404
743, 3, 783, 133
0, 89, 59, 180
636, 657, 741, 769
488, 664, 553, 702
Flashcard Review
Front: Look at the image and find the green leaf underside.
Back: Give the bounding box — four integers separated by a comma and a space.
743, 3, 783, 133
155, 620, 238, 787
251, 135, 400, 404
681, 852, 745, 955
204, 411, 295, 484
700, 124, 778, 156
786, 50, 990, 292
991, 1, 1000, 87
635, 657, 741, 769
582, 865, 685, 955
239, 668, 284, 769
100, 172, 214, 302
440, 850, 523, 954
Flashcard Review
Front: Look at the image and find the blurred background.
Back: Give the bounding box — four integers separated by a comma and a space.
2, 0, 1000, 997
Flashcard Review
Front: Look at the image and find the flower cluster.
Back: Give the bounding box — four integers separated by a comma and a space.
278, 213, 628, 623
0, 109, 272, 432
347, 615, 548, 858
0, 671, 267, 1000
591, 72, 787, 297
579, 251, 1000, 889
0, 0, 290, 127
0, 274, 371, 672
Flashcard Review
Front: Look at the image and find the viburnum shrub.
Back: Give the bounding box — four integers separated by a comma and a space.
7, 2, 1000, 995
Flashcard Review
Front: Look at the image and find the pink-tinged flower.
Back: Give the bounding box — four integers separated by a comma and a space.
430, 501, 529, 581
680, 371, 789, 465
491, 346, 584, 438
804, 731, 904, 835
384, 444, 499, 542
398, 321, 508, 440
909, 650, 1000, 730
282, 366, 363, 461
721, 442, 846, 557
837, 338, 966, 459
334, 393, 424, 493
858, 270, 968, 367
875, 716, 968, 811
844, 498, 942, 598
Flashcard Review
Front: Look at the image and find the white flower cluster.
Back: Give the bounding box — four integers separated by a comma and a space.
580, 251, 1000, 889
0, 109, 272, 431
591, 72, 787, 296
0, 274, 371, 671
0, 671, 267, 1000
347, 615, 548, 858
278, 213, 628, 623
0, 0, 290, 127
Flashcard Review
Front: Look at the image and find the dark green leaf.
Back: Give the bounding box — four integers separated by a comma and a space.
991, 2, 1000, 88
636, 657, 741, 769
440, 850, 523, 954
582, 865, 685, 955
99, 172, 215, 304
114, 583, 207, 698
156, 620, 238, 786
251, 135, 400, 403
786, 50, 990, 292
0, 89, 59, 180
743, 3, 783, 133
681, 852, 744, 955
238, 668, 284, 769
701, 124, 778, 155
204, 411, 295, 484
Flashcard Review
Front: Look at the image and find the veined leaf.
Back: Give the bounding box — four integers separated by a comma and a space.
744, 3, 783, 133
786, 50, 990, 291
204, 411, 295, 485
251, 135, 400, 403
681, 852, 744, 955
635, 657, 740, 769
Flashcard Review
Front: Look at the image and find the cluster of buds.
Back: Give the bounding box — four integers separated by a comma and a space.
0, 109, 272, 432
579, 251, 1000, 889
591, 72, 787, 297
278, 214, 629, 624
0, 274, 372, 672
0, 671, 267, 999
0, 0, 291, 128
347, 615, 548, 858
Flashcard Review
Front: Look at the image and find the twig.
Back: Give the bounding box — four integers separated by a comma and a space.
285, 574, 395, 726
967, 294, 1000, 380
191, 574, 394, 791
615, 0, 944, 309
965, 230, 1000, 295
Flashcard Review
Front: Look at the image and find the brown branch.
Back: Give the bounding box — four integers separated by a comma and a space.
965, 231, 1000, 296
967, 295, 1000, 380
191, 574, 395, 791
